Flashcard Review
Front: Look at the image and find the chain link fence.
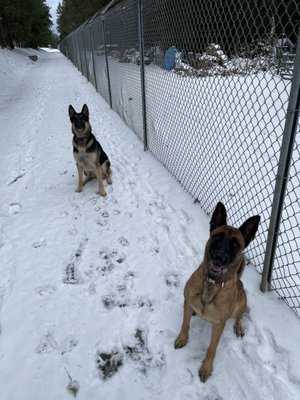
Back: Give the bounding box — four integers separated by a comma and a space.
59, 0, 300, 316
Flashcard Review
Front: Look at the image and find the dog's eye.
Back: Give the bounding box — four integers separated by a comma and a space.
212, 233, 224, 241
230, 238, 240, 249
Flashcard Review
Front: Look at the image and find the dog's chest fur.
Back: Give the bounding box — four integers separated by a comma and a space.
187, 268, 237, 324
73, 142, 97, 172
195, 285, 226, 323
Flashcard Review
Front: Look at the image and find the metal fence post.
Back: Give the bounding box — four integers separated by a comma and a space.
89, 24, 98, 92
261, 28, 300, 292
72, 33, 77, 67
101, 11, 112, 109
72, 34, 79, 68
75, 31, 83, 74
81, 29, 89, 80
138, 0, 148, 151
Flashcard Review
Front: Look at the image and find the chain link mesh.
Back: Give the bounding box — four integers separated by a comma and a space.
104, 0, 144, 139
59, 0, 300, 315
272, 136, 300, 310
90, 13, 111, 104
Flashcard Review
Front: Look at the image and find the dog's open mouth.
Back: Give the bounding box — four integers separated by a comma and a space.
209, 262, 224, 274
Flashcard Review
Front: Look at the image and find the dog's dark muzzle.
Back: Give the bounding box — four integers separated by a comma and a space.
209, 251, 229, 274
73, 116, 86, 131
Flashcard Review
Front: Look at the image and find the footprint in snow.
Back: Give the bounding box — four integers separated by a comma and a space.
96, 351, 123, 380
101, 294, 153, 311
126, 180, 136, 190
124, 328, 166, 377
63, 240, 87, 284
96, 211, 110, 227
150, 245, 160, 255
102, 295, 128, 310
165, 272, 180, 288
45, 184, 57, 190
36, 332, 57, 354
63, 262, 81, 284
124, 328, 151, 375
99, 248, 125, 275
117, 236, 129, 247
8, 203, 21, 215
137, 235, 160, 256
61, 336, 79, 355
25, 156, 34, 163
35, 285, 56, 296
96, 329, 165, 382
32, 240, 47, 248
145, 208, 153, 216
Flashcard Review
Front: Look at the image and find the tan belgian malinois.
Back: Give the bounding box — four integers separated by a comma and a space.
174, 202, 260, 382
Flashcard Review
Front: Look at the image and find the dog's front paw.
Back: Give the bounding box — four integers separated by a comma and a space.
75, 188, 82, 193
234, 320, 245, 337
199, 362, 213, 382
174, 333, 188, 349
98, 191, 107, 197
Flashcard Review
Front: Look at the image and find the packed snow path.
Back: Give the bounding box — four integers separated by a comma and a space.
0, 48, 300, 400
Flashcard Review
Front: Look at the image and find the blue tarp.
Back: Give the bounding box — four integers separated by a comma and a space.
161, 46, 176, 70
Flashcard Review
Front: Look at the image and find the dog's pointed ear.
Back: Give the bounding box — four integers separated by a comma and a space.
239, 215, 260, 248
81, 104, 89, 118
210, 202, 227, 233
68, 105, 75, 119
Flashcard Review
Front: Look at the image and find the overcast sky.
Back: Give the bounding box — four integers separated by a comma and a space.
47, 0, 59, 33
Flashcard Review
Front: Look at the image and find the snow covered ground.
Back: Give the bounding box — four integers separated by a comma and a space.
0, 47, 300, 400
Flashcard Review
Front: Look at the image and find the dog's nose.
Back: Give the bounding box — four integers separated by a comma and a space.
211, 251, 228, 266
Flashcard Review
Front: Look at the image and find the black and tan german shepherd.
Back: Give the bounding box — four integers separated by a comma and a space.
174, 202, 260, 382
68, 104, 112, 196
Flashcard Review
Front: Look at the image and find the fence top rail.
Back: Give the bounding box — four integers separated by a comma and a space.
101, 0, 123, 16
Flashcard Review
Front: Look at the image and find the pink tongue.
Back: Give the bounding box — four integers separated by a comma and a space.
211, 264, 222, 273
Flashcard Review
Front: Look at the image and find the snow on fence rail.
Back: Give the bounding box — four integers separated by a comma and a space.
59, 0, 300, 316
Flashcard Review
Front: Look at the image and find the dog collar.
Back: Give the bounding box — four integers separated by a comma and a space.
74, 132, 92, 143
206, 276, 225, 287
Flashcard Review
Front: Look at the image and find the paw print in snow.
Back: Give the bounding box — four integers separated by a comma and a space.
9, 202, 21, 215
63, 263, 80, 284
166, 272, 180, 288
96, 351, 123, 380
36, 332, 57, 354
99, 249, 125, 274
118, 236, 129, 247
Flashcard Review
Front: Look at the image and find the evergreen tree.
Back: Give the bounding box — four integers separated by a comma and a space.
57, 0, 109, 41
0, 0, 53, 48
